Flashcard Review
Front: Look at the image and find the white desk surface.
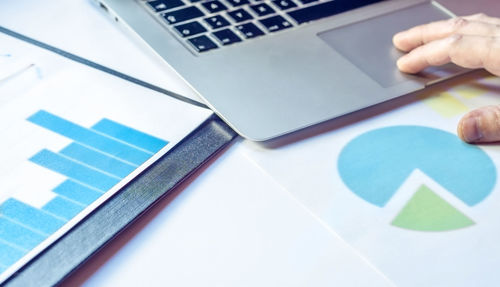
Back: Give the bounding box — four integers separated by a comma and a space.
0, 0, 497, 286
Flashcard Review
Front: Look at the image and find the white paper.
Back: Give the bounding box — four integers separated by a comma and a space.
80, 142, 394, 287
243, 74, 500, 287
0, 30, 212, 283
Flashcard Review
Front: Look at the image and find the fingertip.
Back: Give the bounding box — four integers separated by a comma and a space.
457, 115, 471, 142
457, 106, 500, 143
458, 112, 483, 143
396, 57, 406, 71
457, 117, 465, 141
393, 32, 410, 51
396, 55, 418, 74
392, 32, 401, 47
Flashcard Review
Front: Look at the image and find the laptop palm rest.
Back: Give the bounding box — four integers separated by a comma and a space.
318, 2, 464, 88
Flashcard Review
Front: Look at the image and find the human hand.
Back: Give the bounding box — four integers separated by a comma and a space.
393, 14, 500, 143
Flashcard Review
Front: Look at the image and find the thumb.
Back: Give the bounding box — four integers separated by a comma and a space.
458, 105, 500, 143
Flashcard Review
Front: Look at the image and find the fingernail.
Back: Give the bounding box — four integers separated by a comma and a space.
459, 116, 483, 143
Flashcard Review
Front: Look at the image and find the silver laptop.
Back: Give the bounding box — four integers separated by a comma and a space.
97, 0, 466, 141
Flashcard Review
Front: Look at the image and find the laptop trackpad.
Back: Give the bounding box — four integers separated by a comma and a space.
318, 2, 454, 88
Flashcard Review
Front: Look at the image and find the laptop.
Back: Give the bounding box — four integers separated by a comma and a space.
96, 0, 467, 141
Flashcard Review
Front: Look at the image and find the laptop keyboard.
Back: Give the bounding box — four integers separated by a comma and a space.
142, 0, 384, 53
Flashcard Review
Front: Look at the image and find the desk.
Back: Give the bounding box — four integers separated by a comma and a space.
0, 0, 497, 286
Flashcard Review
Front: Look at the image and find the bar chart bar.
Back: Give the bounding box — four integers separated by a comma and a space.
53, 180, 103, 205
42, 197, 85, 221
0, 217, 46, 250
27, 110, 153, 165
92, 118, 168, 153
60, 143, 137, 178
0, 198, 65, 235
30, 149, 121, 191
0, 241, 25, 267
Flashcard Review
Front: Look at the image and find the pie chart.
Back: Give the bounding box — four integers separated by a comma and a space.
338, 126, 496, 231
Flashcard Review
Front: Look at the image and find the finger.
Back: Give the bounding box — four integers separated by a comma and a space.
464, 13, 500, 25
393, 17, 500, 52
458, 105, 500, 143
393, 18, 467, 52
396, 34, 500, 76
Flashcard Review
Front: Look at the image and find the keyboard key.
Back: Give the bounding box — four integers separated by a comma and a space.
249, 3, 275, 17
213, 29, 242, 45
188, 35, 218, 52
288, 0, 381, 24
226, 0, 250, 7
162, 6, 204, 24
204, 15, 230, 29
298, 0, 318, 4
147, 0, 184, 12
235, 22, 264, 39
259, 15, 293, 32
227, 9, 253, 23
201, 1, 228, 13
174, 21, 207, 37
272, 0, 297, 10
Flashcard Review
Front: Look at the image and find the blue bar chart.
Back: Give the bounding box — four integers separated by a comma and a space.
0, 110, 168, 273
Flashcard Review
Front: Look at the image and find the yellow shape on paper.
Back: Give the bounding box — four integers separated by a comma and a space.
455, 86, 485, 99
421, 92, 468, 118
